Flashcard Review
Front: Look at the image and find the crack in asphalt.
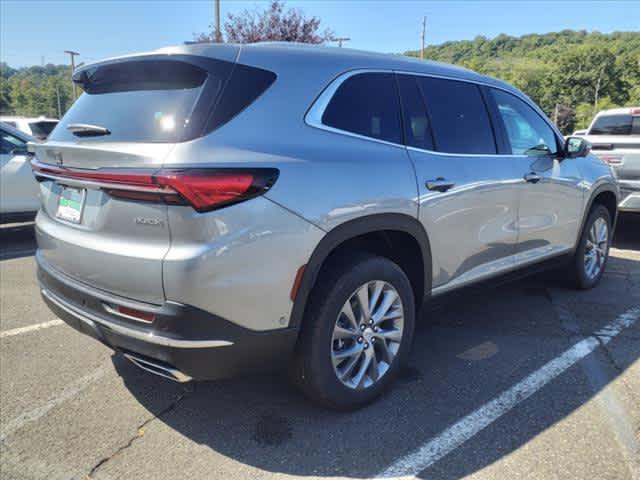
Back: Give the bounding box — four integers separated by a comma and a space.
547, 286, 637, 380
595, 334, 640, 407
87, 387, 192, 478
546, 291, 640, 477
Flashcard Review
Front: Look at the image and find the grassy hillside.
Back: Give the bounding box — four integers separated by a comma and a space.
405, 30, 640, 132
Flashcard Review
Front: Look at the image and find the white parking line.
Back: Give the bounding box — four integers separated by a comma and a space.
548, 291, 640, 474
378, 306, 640, 479
0, 364, 109, 441
0, 319, 64, 339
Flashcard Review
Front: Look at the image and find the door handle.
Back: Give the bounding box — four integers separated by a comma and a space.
524, 172, 542, 184
426, 177, 455, 192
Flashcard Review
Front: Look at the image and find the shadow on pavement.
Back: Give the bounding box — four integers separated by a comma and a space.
1, 208, 635, 476
0, 222, 37, 260
112, 250, 640, 478
613, 212, 639, 249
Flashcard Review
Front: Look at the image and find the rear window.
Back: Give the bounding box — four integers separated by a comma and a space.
51, 57, 275, 143
321, 73, 402, 145
590, 114, 640, 135
29, 121, 58, 140
417, 77, 496, 154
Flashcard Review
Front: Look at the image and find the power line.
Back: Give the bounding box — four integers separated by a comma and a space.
330, 37, 351, 48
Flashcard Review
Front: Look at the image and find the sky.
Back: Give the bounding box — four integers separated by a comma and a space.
1, 0, 638, 68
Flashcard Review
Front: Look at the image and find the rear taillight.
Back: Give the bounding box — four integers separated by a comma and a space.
153, 170, 266, 211
31, 159, 278, 212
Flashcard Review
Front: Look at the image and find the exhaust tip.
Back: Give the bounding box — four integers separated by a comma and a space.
123, 353, 192, 383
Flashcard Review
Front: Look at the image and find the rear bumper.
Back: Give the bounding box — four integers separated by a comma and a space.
37, 252, 298, 381
618, 181, 640, 212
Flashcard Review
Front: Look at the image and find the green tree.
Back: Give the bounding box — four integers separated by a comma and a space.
3, 64, 74, 117
194, 0, 333, 44
406, 30, 639, 133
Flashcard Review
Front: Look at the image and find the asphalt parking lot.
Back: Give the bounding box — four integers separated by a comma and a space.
1, 215, 639, 480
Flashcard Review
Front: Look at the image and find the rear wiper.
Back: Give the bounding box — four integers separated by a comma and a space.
67, 123, 111, 137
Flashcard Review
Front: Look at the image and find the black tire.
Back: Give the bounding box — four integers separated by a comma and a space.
568, 204, 612, 289
291, 253, 415, 410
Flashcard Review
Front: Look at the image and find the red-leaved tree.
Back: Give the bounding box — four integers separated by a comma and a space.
194, 1, 333, 44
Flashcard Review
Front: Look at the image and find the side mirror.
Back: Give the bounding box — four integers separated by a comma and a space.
564, 136, 591, 159
9, 147, 33, 156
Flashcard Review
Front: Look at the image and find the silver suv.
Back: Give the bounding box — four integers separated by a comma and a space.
32, 43, 618, 409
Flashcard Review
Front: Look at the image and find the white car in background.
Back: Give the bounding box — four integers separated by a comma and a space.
0, 116, 59, 140
0, 122, 40, 223
580, 107, 640, 213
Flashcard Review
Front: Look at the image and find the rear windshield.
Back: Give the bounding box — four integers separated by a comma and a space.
50, 56, 275, 143
29, 121, 58, 139
590, 114, 640, 135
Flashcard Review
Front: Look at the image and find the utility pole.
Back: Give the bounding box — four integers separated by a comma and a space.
420, 16, 426, 60
331, 37, 351, 48
594, 66, 604, 113
214, 0, 221, 42
64, 50, 80, 100
56, 84, 62, 118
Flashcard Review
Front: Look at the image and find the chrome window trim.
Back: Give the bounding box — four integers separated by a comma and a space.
406, 145, 524, 159
304, 68, 406, 150
305, 67, 564, 157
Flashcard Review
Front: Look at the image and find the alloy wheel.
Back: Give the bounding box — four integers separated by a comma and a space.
330, 280, 404, 390
584, 216, 608, 280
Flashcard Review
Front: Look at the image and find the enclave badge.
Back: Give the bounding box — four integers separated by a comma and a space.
134, 217, 164, 226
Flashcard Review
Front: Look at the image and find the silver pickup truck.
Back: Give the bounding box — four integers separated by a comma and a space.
580, 107, 640, 212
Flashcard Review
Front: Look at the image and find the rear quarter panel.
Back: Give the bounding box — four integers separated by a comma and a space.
163, 197, 324, 331
159, 51, 419, 329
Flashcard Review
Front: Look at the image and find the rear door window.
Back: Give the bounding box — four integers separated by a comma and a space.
590, 115, 633, 135
417, 77, 496, 154
396, 74, 434, 151
51, 57, 275, 143
322, 73, 402, 145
